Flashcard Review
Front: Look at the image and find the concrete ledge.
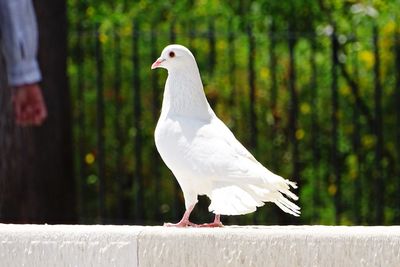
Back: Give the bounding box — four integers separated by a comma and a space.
1, 225, 400, 267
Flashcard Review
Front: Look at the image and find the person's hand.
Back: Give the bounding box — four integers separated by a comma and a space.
13, 83, 47, 126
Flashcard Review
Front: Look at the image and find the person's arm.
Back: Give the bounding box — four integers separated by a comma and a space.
0, 0, 41, 86
0, 0, 46, 126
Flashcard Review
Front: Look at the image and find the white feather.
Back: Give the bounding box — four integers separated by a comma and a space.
154, 44, 300, 217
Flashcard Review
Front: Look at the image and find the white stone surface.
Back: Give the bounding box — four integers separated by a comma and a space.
0, 224, 143, 267
139, 226, 400, 267
1, 224, 400, 267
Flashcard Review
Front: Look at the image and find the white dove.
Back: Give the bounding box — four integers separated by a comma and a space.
151, 44, 300, 227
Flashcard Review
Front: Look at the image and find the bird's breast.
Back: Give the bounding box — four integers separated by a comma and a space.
155, 117, 195, 168
154, 116, 214, 191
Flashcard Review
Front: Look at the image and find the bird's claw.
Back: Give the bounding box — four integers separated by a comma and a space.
198, 221, 224, 228
163, 221, 199, 227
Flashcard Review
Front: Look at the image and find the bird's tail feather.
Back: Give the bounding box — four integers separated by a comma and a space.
244, 184, 301, 216
277, 179, 299, 201
274, 194, 301, 217
209, 185, 263, 215
263, 174, 299, 200
286, 179, 298, 189
209, 181, 301, 216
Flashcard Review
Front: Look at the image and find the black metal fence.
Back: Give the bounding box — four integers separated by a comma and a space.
68, 17, 400, 225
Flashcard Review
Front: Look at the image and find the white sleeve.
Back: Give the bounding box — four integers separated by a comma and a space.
0, 0, 42, 86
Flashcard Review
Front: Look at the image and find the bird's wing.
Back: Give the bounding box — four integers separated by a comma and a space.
190, 117, 300, 216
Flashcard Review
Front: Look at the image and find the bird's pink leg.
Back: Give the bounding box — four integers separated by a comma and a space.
199, 214, 223, 228
164, 204, 198, 227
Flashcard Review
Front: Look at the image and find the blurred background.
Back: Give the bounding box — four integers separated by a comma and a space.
1, 0, 400, 226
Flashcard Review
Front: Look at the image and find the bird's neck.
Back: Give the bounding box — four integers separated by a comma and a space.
161, 67, 213, 120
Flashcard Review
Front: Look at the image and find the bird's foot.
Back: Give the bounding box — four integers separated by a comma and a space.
163, 220, 198, 227
198, 214, 223, 227
198, 221, 223, 228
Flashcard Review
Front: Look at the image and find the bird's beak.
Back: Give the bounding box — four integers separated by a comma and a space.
151, 58, 166, 70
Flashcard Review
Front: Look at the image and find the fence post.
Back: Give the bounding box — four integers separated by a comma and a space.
132, 19, 144, 223
269, 19, 278, 137
188, 19, 196, 56
309, 31, 320, 222
113, 25, 124, 222
373, 24, 384, 224
247, 22, 257, 151
95, 24, 106, 223
330, 26, 341, 224
76, 12, 87, 223
351, 25, 363, 224
228, 18, 237, 131
208, 20, 216, 75
395, 26, 400, 223
287, 22, 300, 193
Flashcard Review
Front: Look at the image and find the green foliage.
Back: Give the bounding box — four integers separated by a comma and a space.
68, 0, 400, 225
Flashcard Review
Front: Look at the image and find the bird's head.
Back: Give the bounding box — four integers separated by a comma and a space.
151, 44, 196, 71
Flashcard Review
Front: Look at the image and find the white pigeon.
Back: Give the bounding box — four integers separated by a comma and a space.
151, 44, 300, 227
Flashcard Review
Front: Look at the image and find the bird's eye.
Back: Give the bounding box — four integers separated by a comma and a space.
169, 51, 175, 58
